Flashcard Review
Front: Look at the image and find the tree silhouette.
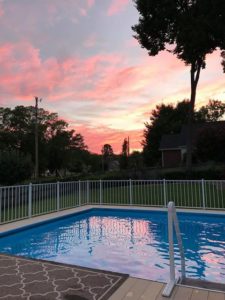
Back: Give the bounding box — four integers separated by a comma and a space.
120, 138, 129, 169
195, 100, 225, 123
0, 106, 87, 177
132, 0, 225, 169
101, 144, 114, 171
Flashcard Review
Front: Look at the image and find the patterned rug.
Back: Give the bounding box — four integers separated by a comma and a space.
0, 254, 128, 300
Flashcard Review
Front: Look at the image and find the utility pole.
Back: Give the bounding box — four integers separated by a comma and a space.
34, 97, 42, 180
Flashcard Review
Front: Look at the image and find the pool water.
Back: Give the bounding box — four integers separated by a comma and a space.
0, 208, 225, 283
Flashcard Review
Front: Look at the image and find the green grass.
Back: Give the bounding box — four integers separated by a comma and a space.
1, 181, 225, 224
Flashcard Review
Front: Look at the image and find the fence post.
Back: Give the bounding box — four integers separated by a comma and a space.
163, 179, 167, 207
201, 179, 206, 209
100, 180, 102, 205
79, 180, 81, 206
129, 179, 132, 205
87, 180, 89, 205
28, 183, 32, 218
57, 182, 60, 211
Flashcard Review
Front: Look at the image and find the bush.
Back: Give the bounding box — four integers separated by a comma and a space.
159, 165, 225, 180
0, 151, 33, 185
196, 127, 225, 163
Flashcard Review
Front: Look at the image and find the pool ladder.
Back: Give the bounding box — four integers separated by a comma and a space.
162, 201, 186, 297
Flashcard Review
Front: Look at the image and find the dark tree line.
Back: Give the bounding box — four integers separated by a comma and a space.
0, 105, 103, 184
142, 100, 225, 166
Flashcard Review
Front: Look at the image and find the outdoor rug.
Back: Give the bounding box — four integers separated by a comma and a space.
0, 254, 128, 300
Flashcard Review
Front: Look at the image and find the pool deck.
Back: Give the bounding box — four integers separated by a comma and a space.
1, 205, 225, 299
109, 277, 225, 300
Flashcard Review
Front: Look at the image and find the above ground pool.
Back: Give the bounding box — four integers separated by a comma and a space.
0, 208, 225, 283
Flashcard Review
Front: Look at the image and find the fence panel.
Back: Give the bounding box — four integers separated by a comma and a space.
166, 180, 203, 208
205, 180, 225, 209
132, 180, 164, 206
101, 180, 130, 205
1, 179, 225, 224
0, 185, 29, 223
60, 181, 79, 210
32, 183, 57, 216
80, 181, 88, 206
89, 181, 100, 204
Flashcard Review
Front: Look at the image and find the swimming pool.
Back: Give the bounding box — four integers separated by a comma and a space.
0, 208, 225, 283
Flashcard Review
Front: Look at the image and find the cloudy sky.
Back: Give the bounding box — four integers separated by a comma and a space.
0, 0, 224, 153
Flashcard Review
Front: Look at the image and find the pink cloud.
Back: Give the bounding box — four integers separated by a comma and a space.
0, 42, 124, 104
107, 0, 129, 16
69, 123, 142, 153
0, 41, 223, 153
81, 51, 185, 102
0, 42, 62, 101
0, 39, 190, 109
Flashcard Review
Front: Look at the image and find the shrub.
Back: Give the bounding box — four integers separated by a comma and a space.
0, 151, 33, 185
159, 166, 225, 180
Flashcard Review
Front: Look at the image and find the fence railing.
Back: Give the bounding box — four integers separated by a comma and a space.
0, 179, 225, 224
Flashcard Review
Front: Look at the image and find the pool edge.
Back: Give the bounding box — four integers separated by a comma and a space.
1, 204, 225, 237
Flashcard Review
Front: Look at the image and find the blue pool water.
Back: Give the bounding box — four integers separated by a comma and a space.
0, 208, 225, 283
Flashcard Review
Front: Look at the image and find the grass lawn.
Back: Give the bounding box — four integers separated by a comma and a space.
1, 181, 225, 224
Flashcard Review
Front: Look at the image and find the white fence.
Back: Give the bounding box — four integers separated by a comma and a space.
0, 179, 225, 224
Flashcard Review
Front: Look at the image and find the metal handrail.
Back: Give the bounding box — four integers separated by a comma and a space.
162, 201, 186, 297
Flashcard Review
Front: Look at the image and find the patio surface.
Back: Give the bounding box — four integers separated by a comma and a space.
0, 254, 127, 300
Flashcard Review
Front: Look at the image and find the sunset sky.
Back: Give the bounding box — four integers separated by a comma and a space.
0, 0, 224, 153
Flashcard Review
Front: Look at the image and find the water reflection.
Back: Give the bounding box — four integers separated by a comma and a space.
0, 210, 225, 282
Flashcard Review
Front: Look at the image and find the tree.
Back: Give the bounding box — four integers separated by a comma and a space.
0, 106, 88, 178
0, 151, 33, 185
195, 100, 225, 122
47, 129, 87, 175
120, 138, 129, 169
143, 100, 190, 166
132, 0, 225, 169
196, 127, 225, 163
129, 151, 143, 172
101, 144, 114, 171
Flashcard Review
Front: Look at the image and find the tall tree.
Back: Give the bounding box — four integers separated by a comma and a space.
101, 144, 114, 171
132, 0, 225, 169
120, 138, 129, 169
